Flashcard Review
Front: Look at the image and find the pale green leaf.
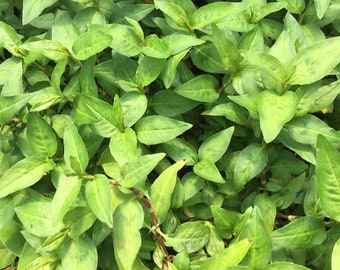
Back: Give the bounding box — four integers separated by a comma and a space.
85, 174, 113, 228
0, 157, 54, 199
27, 112, 58, 158
22, 0, 57, 25
233, 143, 268, 188
60, 236, 97, 270
51, 175, 81, 225
135, 115, 192, 145
15, 202, 63, 237
314, 0, 330, 19
287, 37, 340, 84
121, 92, 148, 128
175, 74, 219, 103
270, 216, 327, 249
142, 34, 169, 58
20, 40, 70, 61
63, 117, 89, 175
73, 29, 112, 60
200, 238, 252, 269
316, 135, 340, 221
110, 128, 137, 166
136, 56, 166, 88
151, 159, 186, 224
113, 200, 144, 270
193, 159, 225, 183
277, 0, 305, 14
332, 238, 340, 270
162, 138, 198, 166
0, 94, 32, 125
198, 127, 234, 163
0, 21, 23, 56
258, 90, 299, 143
263, 262, 310, 269
162, 34, 205, 55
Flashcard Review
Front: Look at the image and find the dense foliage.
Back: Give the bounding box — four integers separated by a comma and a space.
1, 0, 340, 269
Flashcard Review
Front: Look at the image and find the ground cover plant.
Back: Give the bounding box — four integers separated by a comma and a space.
0, 0, 340, 269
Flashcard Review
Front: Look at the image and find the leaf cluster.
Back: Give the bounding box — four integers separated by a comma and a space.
0, 0, 340, 269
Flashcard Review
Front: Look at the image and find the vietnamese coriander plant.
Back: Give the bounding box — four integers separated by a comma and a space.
0, 0, 340, 269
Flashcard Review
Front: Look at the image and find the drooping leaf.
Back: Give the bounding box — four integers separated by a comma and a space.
112, 199, 144, 270
198, 127, 234, 163
175, 74, 219, 103
51, 175, 81, 225
60, 236, 97, 270
73, 29, 112, 60
85, 174, 113, 228
270, 216, 327, 249
0, 94, 32, 125
165, 221, 210, 253
63, 117, 89, 175
233, 143, 268, 189
26, 112, 58, 158
151, 159, 186, 224
135, 115, 192, 145
0, 157, 54, 199
258, 90, 299, 143
316, 135, 340, 221
286, 37, 340, 84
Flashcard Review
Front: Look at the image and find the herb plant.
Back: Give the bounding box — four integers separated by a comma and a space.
0, 0, 340, 269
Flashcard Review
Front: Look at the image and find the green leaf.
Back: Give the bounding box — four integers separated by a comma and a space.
316, 135, 340, 221
20, 40, 70, 61
121, 153, 166, 188
73, 29, 112, 61
85, 174, 113, 228
154, 0, 191, 30
152, 90, 199, 117
162, 34, 205, 55
285, 114, 340, 145
113, 199, 144, 270
277, 0, 305, 14
190, 43, 225, 73
0, 197, 14, 228
314, 0, 330, 19
190, 2, 247, 29
0, 94, 32, 125
0, 220, 25, 256
175, 74, 219, 103
254, 194, 276, 232
198, 127, 234, 163
200, 238, 252, 269
143, 34, 170, 58
165, 221, 210, 253
151, 159, 186, 224
121, 92, 148, 128
72, 94, 118, 137
60, 236, 97, 270
212, 24, 240, 71
51, 175, 81, 225
110, 128, 137, 166
0, 157, 54, 199
0, 57, 23, 96
79, 56, 97, 97
63, 117, 89, 175
136, 56, 166, 88
202, 102, 249, 126
27, 112, 58, 158
0, 21, 23, 56
238, 25, 264, 51
162, 138, 198, 166
258, 90, 299, 143
63, 207, 97, 239
135, 115, 192, 145
193, 159, 225, 183
111, 53, 138, 88
263, 262, 310, 270
238, 207, 272, 269
22, 0, 57, 25
270, 216, 327, 249
287, 37, 340, 84
332, 238, 340, 270
15, 201, 63, 237
36, 231, 68, 253
233, 143, 267, 189
211, 205, 240, 239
